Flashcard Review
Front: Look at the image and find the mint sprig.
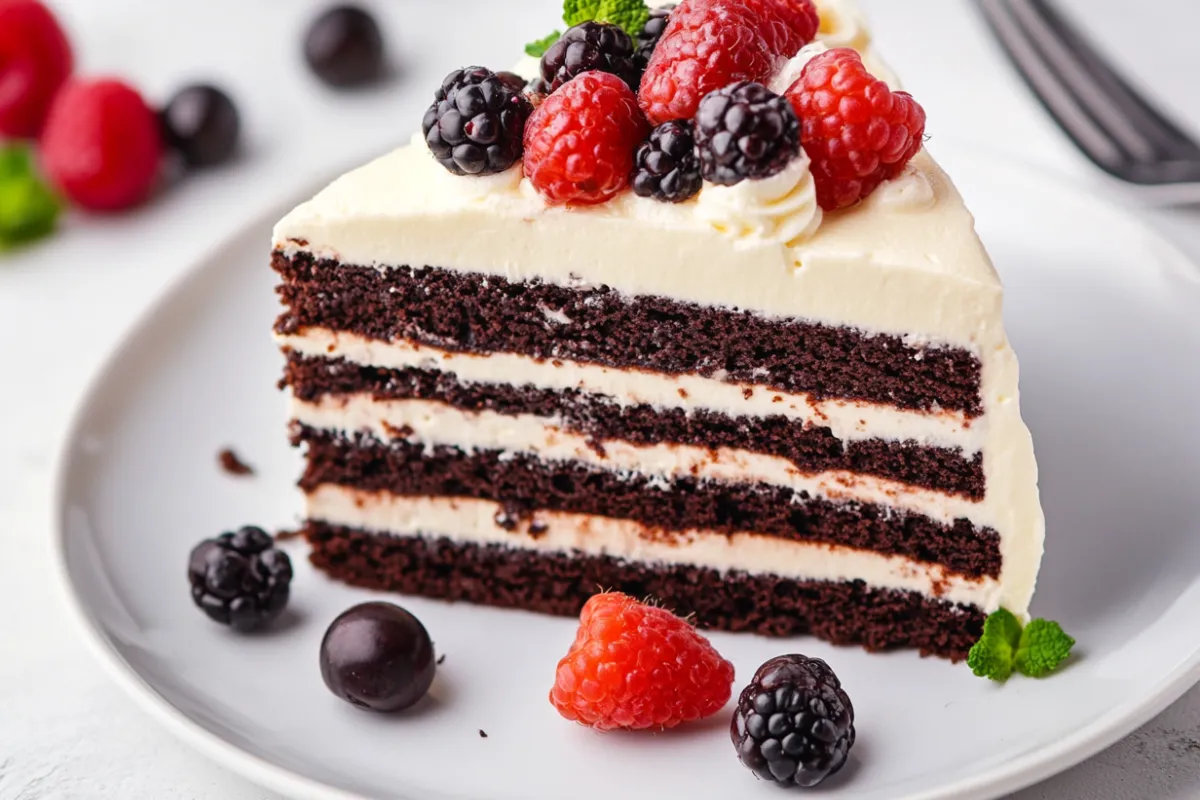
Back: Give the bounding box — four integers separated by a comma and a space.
525, 30, 562, 58
0, 144, 61, 251
968, 609, 1075, 682
527, 0, 650, 59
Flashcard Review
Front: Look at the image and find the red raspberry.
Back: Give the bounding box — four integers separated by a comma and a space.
41, 79, 164, 212
785, 48, 926, 210
0, 0, 73, 138
639, 0, 818, 126
523, 71, 647, 206
549, 592, 736, 731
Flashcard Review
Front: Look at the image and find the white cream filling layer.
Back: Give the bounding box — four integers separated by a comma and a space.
306, 486, 1001, 611
278, 329, 983, 454
290, 393, 986, 528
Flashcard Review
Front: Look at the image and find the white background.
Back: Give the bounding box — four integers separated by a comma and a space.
3, 0, 1200, 797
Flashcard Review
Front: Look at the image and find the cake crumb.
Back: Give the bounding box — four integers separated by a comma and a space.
478, 729, 488, 738
275, 527, 304, 541
437, 654, 446, 665
678, 388, 689, 399
217, 448, 254, 476
742, 387, 753, 399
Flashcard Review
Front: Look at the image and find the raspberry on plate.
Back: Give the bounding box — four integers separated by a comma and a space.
40, 78, 164, 212
523, 71, 648, 206
549, 592, 735, 731
0, 0, 73, 138
639, 0, 819, 126
784, 47, 927, 210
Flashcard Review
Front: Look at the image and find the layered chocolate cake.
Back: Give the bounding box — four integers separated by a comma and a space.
272, 0, 1044, 659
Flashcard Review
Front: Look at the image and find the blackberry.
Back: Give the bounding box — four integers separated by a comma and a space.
694, 81, 800, 186
422, 67, 532, 176
634, 4, 675, 69
632, 120, 701, 203
188, 527, 292, 631
538, 21, 639, 93
731, 655, 855, 788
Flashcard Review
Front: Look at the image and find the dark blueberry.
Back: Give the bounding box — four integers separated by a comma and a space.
422, 66, 532, 176
694, 81, 800, 185
320, 602, 436, 712
539, 21, 639, 93
159, 84, 240, 168
303, 5, 386, 88
187, 526, 292, 631
634, 4, 675, 69
731, 655, 855, 788
632, 119, 701, 203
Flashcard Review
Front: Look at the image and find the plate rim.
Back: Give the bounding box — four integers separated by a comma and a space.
49, 148, 1200, 800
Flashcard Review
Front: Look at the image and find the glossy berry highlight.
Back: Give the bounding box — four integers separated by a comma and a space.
188, 526, 293, 631
549, 592, 735, 730
731, 654, 855, 787
40, 78, 163, 211
785, 47, 926, 210
424, 67, 533, 177
0, 0, 73, 138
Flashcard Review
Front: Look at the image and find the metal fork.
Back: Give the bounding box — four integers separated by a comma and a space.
977, 0, 1200, 190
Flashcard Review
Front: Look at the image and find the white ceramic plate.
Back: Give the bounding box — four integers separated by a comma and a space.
53, 145, 1200, 800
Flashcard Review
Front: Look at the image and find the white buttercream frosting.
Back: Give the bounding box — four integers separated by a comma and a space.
696, 153, 823, 250
306, 487, 1002, 610
814, 0, 871, 51
769, 42, 830, 95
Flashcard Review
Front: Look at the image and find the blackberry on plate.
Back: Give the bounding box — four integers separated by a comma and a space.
694, 81, 800, 186
423, 67, 533, 176
634, 4, 675, 68
160, 84, 241, 168
188, 526, 292, 631
539, 21, 640, 93
731, 654, 856, 788
632, 119, 701, 203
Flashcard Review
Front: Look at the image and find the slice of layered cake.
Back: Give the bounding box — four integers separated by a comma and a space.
273, 0, 1044, 659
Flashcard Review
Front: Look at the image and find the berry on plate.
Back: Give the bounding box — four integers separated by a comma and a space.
160, 84, 241, 168
632, 119, 702, 203
731, 654, 856, 787
539, 21, 640, 94
549, 592, 735, 731
187, 526, 293, 631
524, 71, 648, 206
0, 0, 73, 138
40, 78, 163, 212
303, 4, 386, 88
639, 0, 818, 126
633, 3, 675, 69
784, 47, 926, 210
423, 67, 533, 176
694, 81, 800, 185
320, 601, 437, 712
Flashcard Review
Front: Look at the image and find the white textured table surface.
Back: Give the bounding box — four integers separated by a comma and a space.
3, 1, 1200, 798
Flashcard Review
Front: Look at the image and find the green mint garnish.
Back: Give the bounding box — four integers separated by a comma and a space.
0, 144, 61, 251
525, 30, 562, 58
968, 608, 1075, 682
565, 0, 650, 36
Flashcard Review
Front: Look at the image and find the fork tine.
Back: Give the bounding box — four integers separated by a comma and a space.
1016, 0, 1200, 160
978, 0, 1200, 184
977, 0, 1129, 172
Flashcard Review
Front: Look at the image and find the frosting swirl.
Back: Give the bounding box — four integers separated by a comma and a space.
695, 153, 823, 250
813, 0, 872, 51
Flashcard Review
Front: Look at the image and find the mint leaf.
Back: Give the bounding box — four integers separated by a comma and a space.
0, 144, 62, 250
563, 0, 649, 36
595, 0, 650, 36
563, 0, 604, 26
967, 608, 1022, 682
525, 30, 562, 57
1014, 619, 1075, 678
